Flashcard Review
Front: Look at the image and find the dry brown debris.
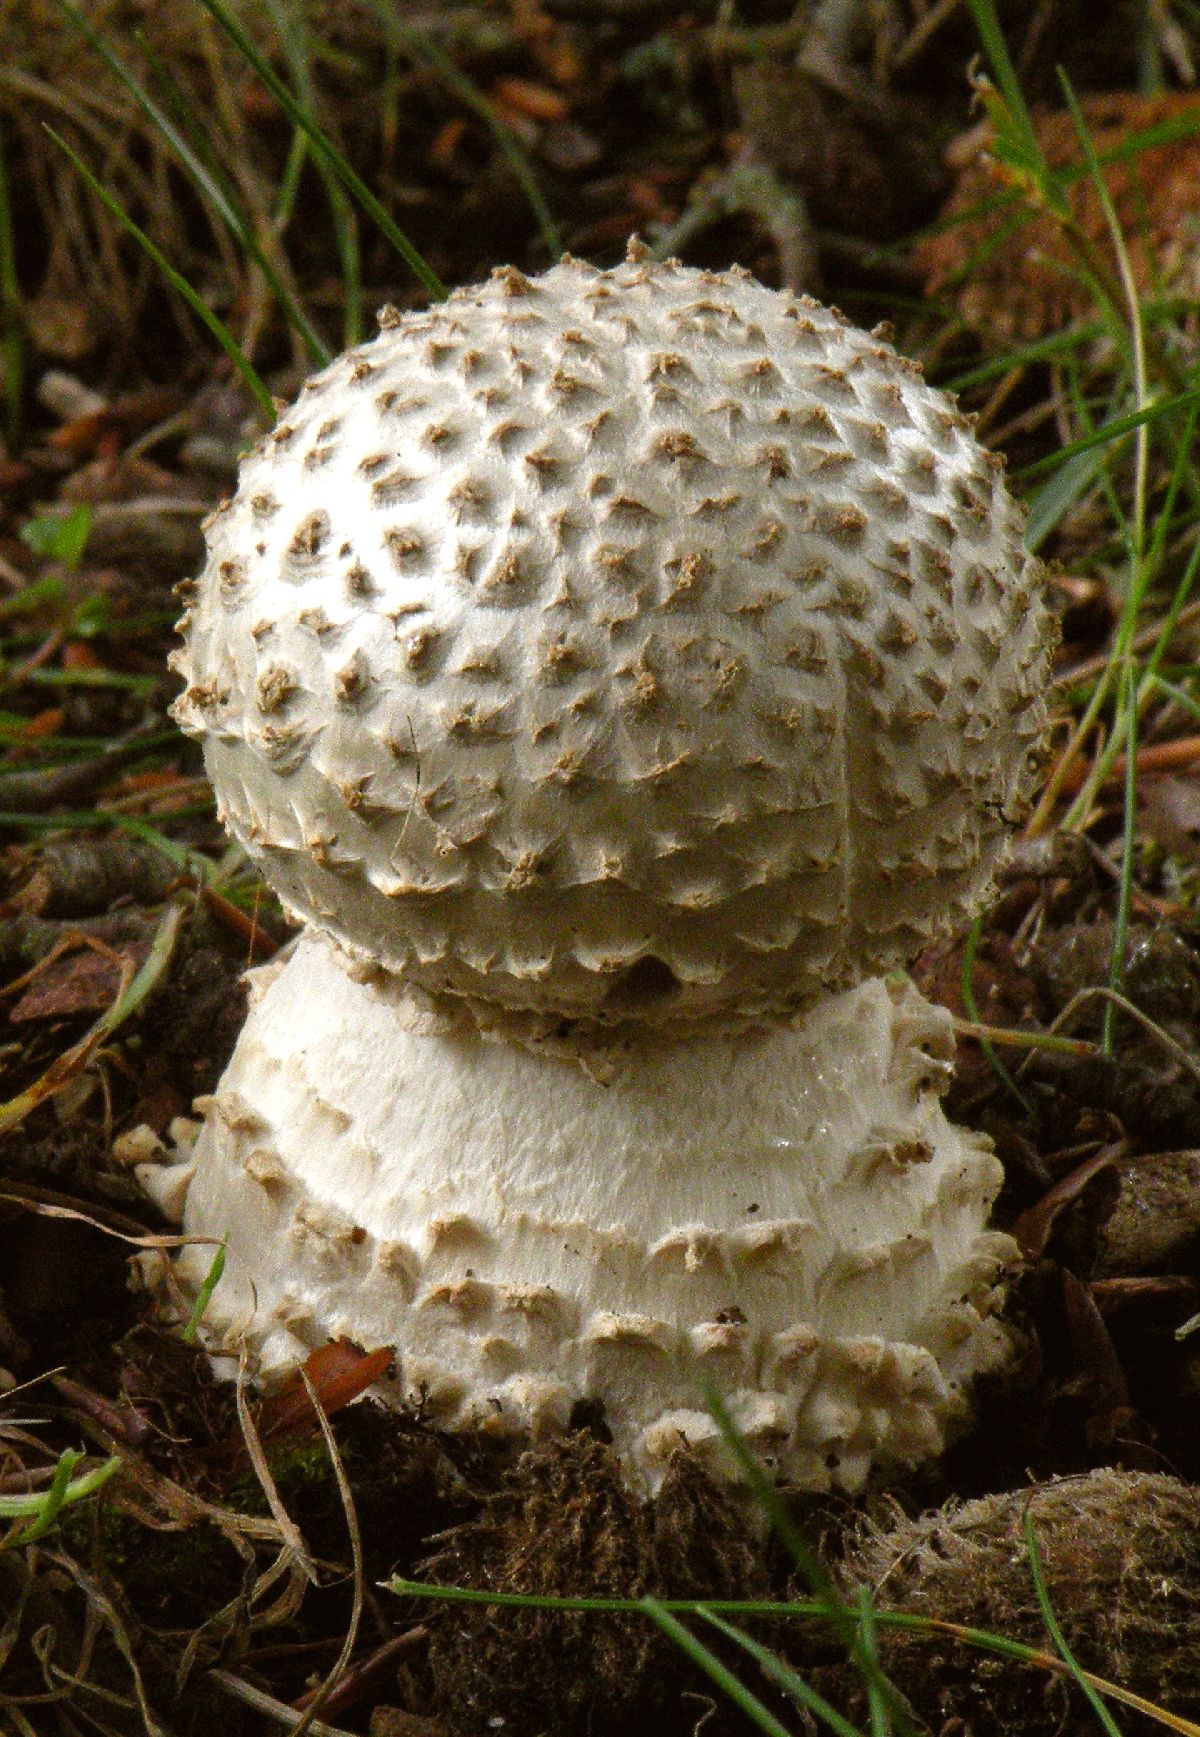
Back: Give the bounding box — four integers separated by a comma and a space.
420, 1434, 772, 1736
917, 92, 1200, 344
836, 1468, 1200, 1733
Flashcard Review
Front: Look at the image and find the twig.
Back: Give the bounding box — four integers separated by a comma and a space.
294, 1627, 428, 1721
1053, 733, 1200, 796
285, 1370, 364, 1737
0, 897, 183, 1137
1016, 984, 1200, 1088
1056, 597, 1200, 690
649, 151, 816, 291
0, 718, 170, 812
210, 1669, 355, 1736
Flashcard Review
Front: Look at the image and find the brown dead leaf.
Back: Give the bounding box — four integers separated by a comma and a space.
512, 0, 586, 88
58, 388, 177, 446
297, 1628, 431, 1721
490, 75, 571, 124
1011, 1142, 1126, 1260
1060, 1267, 1137, 1450
9, 708, 65, 744
918, 91, 1200, 345
253, 1341, 395, 1446
1090, 1274, 1200, 1312
60, 639, 101, 672
429, 116, 468, 169
8, 937, 151, 1023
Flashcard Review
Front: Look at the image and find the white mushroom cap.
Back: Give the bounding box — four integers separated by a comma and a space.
173, 251, 1054, 1026
168, 930, 1016, 1492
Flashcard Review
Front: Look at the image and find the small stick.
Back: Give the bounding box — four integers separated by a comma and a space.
1053, 733, 1200, 796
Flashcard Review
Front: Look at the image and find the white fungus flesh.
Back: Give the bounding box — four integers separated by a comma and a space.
173, 252, 1053, 1027
159, 251, 1056, 1491
167, 930, 1015, 1492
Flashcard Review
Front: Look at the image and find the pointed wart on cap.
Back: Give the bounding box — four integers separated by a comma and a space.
166, 930, 1018, 1492
158, 254, 1058, 1493
172, 255, 1055, 1028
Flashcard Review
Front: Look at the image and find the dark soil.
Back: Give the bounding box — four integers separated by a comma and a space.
2, 4, 1200, 1734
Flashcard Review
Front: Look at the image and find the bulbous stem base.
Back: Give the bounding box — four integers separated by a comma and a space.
151, 931, 1016, 1490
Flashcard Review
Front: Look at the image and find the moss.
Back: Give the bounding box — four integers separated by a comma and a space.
421, 1434, 773, 1737
835, 1468, 1200, 1735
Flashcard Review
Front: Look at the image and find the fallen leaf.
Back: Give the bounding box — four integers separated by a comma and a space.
61, 640, 102, 672
8, 938, 151, 1023
254, 1341, 395, 1445
13, 708, 65, 742
1010, 1143, 1125, 1260
1060, 1267, 1137, 1451
490, 75, 570, 123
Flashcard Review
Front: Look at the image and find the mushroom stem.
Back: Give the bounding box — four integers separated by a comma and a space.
159, 254, 1055, 1489
166, 929, 1015, 1491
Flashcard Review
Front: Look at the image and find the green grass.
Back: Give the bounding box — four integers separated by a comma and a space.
952, 4, 1200, 1079
384, 1390, 1197, 1736
265, 0, 364, 347
355, 0, 563, 260
44, 125, 277, 419
181, 1238, 228, 1343
52, 0, 333, 367
26, 1, 1200, 1731
195, 0, 445, 302
0, 1449, 122, 1549
388, 1574, 1198, 1736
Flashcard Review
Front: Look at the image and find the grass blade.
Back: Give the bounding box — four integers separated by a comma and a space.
641, 1599, 794, 1737
1102, 660, 1138, 1053
43, 127, 275, 421
696, 1609, 870, 1737
54, 0, 331, 365
194, 0, 445, 302
1058, 70, 1150, 557
1025, 441, 1111, 553
962, 0, 1048, 185
855, 1587, 899, 1737
947, 322, 1105, 393
1022, 1513, 1124, 1736
182, 1240, 227, 1343
1018, 387, 1199, 480
263, 0, 363, 348
2, 1451, 122, 1547
356, 0, 563, 260
389, 1579, 1199, 1734
699, 1382, 914, 1729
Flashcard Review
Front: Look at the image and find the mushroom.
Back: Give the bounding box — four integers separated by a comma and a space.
160, 248, 1055, 1490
